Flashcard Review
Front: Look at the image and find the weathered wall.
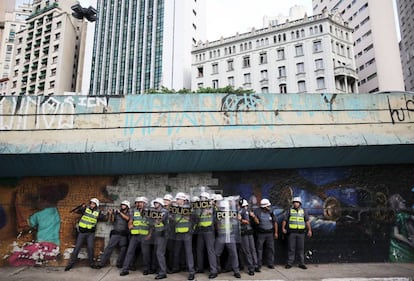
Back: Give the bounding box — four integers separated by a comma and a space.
1, 93, 413, 153
0, 165, 413, 266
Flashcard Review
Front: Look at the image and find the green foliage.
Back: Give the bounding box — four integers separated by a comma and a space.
196, 85, 253, 94
144, 85, 254, 94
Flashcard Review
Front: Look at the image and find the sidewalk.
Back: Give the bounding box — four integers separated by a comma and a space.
0, 263, 413, 281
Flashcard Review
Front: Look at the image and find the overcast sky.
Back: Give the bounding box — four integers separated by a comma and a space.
15, 0, 398, 41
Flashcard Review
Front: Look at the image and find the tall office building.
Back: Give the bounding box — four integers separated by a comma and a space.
192, 12, 357, 94
313, 0, 404, 93
397, 0, 414, 91
89, 0, 206, 96
9, 0, 82, 96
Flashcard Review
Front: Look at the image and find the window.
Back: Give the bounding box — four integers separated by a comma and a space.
243, 56, 250, 68
315, 59, 324, 70
367, 72, 377, 81
51, 68, 56, 76
277, 48, 285, 60
313, 40, 322, 53
298, 80, 306, 92
295, 44, 304, 56
279, 84, 287, 93
278, 66, 286, 77
228, 76, 234, 87
227, 59, 234, 71
212, 79, 219, 89
49, 80, 55, 89
261, 87, 269, 93
259, 52, 267, 64
197, 82, 203, 88
197, 66, 203, 77
244, 73, 251, 84
317, 77, 325, 89
212, 63, 218, 74
261, 70, 268, 80
360, 16, 370, 26
296, 62, 305, 74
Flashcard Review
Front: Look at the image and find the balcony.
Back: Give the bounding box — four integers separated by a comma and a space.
334, 66, 358, 93
277, 75, 287, 83
334, 66, 357, 79
315, 69, 325, 77
296, 72, 306, 80
260, 78, 269, 86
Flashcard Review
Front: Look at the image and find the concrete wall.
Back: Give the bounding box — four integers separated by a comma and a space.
0, 92, 413, 153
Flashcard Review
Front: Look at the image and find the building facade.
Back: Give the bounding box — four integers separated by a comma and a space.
88, 0, 206, 96
397, 0, 414, 91
8, 0, 81, 96
191, 12, 357, 94
0, 3, 31, 86
0, 0, 16, 68
313, 0, 404, 93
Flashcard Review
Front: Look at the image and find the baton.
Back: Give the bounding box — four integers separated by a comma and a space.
70, 203, 84, 213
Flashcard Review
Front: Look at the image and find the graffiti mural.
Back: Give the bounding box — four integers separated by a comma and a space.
0, 165, 413, 267
216, 165, 414, 263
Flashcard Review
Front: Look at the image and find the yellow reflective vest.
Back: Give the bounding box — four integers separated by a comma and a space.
78, 208, 99, 230
131, 210, 149, 235
288, 208, 305, 230
198, 211, 213, 228
175, 215, 190, 233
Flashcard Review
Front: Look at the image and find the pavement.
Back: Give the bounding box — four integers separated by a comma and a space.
0, 263, 413, 281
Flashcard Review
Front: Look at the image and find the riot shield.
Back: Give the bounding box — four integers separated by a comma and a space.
190, 187, 215, 234
215, 196, 241, 243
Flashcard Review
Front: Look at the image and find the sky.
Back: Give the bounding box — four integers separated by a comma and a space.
15, 0, 399, 41
204, 0, 313, 40
14, 0, 313, 40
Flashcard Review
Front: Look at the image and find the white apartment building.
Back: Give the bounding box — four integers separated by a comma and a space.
192, 11, 357, 94
313, 0, 404, 93
9, 0, 81, 96
397, 0, 414, 91
0, 3, 31, 84
88, 0, 206, 96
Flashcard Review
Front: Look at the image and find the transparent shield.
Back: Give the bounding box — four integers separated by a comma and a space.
215, 196, 241, 243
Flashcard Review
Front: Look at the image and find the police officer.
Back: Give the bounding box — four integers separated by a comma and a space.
215, 199, 241, 278
282, 197, 312, 270
239, 199, 259, 275
253, 198, 278, 270
93, 200, 131, 269
171, 192, 196, 280
65, 198, 107, 271
120, 197, 152, 276
163, 193, 175, 272
195, 191, 218, 279
152, 197, 169, 279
